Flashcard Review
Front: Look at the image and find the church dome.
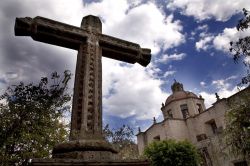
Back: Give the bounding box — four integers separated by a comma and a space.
165, 80, 199, 105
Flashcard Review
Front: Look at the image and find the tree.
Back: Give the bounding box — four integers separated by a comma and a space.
224, 88, 250, 159
0, 71, 72, 165
230, 8, 250, 86
103, 124, 138, 159
144, 139, 200, 166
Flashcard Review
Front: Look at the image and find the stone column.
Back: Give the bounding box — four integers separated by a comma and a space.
70, 16, 102, 140
52, 16, 117, 160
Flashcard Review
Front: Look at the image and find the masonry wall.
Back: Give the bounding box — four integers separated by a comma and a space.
137, 87, 250, 165
137, 133, 146, 156
163, 119, 189, 141
137, 123, 166, 155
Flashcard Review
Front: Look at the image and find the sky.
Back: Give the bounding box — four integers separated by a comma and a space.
0, 0, 250, 133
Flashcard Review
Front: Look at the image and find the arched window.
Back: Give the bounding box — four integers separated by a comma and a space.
180, 104, 189, 119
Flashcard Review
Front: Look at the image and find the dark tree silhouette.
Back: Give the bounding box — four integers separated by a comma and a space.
0, 71, 72, 165
230, 8, 250, 85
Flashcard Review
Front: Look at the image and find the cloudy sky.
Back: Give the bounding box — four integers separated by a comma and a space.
0, 0, 249, 132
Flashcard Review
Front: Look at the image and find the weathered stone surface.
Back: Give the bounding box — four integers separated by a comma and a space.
14, 15, 151, 161
14, 16, 151, 66
31, 159, 150, 166
52, 151, 114, 161
52, 139, 117, 160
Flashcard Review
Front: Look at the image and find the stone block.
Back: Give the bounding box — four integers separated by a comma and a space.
31, 158, 150, 166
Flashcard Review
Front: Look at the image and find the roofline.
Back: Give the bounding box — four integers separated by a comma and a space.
226, 86, 249, 100
164, 96, 204, 107
136, 118, 185, 135
136, 121, 163, 135
137, 86, 250, 136
205, 86, 250, 110
188, 86, 250, 118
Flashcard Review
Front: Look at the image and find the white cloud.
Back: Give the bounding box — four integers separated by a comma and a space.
156, 53, 186, 63
189, 24, 209, 40
212, 79, 230, 89
168, 65, 173, 69
195, 27, 250, 53
0, 0, 83, 87
167, 0, 250, 21
200, 75, 239, 107
212, 75, 238, 89
127, 0, 143, 7
82, 1, 185, 54
191, 31, 196, 36
189, 31, 196, 40
163, 70, 176, 78
200, 81, 206, 87
103, 59, 168, 120
213, 28, 250, 53
196, 35, 214, 51
226, 75, 238, 80
197, 24, 208, 31
0, 0, 184, 122
244, 56, 250, 65
200, 86, 239, 108
199, 91, 216, 108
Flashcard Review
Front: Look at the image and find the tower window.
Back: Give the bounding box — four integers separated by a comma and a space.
210, 121, 217, 134
180, 104, 189, 119
206, 119, 217, 134
197, 103, 203, 113
153, 135, 160, 141
196, 134, 207, 142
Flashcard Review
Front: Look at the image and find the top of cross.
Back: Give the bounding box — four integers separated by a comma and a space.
81, 15, 102, 33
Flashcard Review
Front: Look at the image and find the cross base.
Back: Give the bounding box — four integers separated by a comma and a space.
52, 139, 118, 161
31, 158, 150, 166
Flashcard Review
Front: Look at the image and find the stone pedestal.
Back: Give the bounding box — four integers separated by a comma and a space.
31, 159, 150, 166
52, 139, 117, 161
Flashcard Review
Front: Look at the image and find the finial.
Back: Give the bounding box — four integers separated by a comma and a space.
153, 117, 156, 124
215, 93, 220, 101
171, 80, 184, 93
161, 102, 165, 108
138, 127, 141, 133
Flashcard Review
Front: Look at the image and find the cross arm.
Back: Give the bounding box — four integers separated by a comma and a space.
14, 16, 88, 50
100, 34, 151, 67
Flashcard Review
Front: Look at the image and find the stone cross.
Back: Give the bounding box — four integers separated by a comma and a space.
15, 15, 151, 160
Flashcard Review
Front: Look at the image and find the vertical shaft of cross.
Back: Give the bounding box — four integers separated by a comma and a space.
70, 16, 103, 141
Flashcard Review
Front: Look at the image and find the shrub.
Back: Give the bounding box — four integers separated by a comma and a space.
144, 139, 200, 166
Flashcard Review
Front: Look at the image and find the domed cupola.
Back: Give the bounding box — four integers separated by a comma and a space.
165, 80, 199, 106
162, 80, 206, 120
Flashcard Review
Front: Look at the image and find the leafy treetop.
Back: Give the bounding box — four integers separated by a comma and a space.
0, 71, 72, 165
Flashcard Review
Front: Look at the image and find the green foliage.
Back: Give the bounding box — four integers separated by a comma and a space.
230, 8, 250, 85
103, 124, 138, 159
103, 124, 135, 149
224, 90, 250, 159
144, 139, 200, 166
0, 71, 72, 165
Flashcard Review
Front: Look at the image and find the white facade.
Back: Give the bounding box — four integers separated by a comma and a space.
137, 81, 249, 166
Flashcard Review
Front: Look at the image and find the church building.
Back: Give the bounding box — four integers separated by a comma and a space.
137, 81, 249, 166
